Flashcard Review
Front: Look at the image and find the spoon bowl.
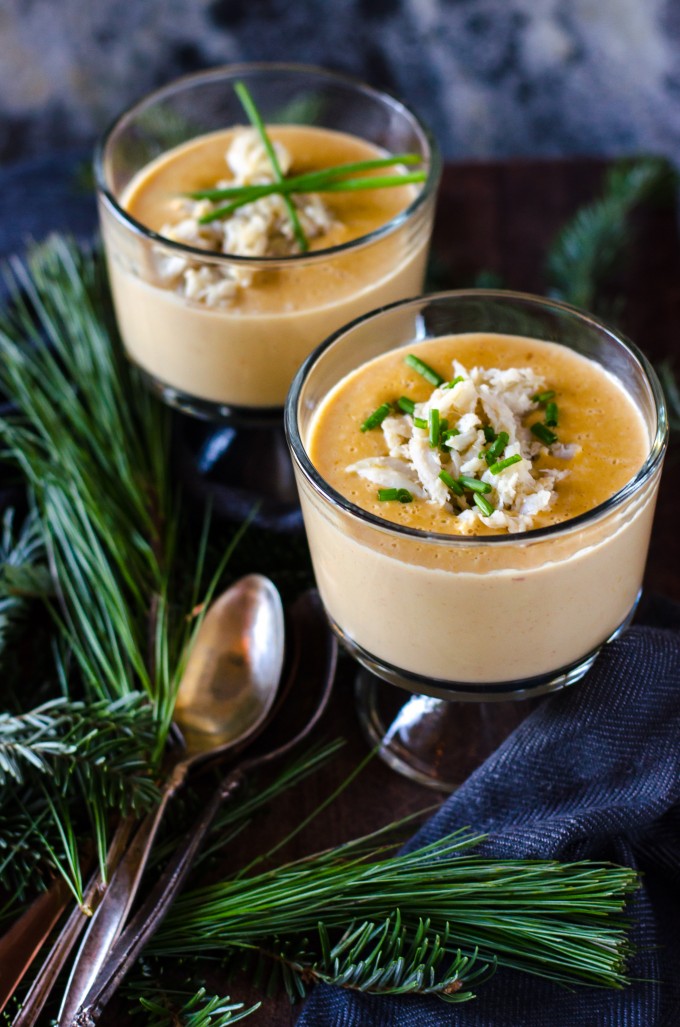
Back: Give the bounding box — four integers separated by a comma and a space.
173, 573, 285, 754
38, 574, 286, 1027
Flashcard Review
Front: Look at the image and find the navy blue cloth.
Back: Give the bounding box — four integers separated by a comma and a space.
298, 619, 680, 1026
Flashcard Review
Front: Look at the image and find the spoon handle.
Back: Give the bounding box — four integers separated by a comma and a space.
10, 816, 134, 1027
74, 770, 247, 1025
74, 590, 337, 1026
56, 764, 188, 1026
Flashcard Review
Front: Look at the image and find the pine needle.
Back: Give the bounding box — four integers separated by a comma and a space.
153, 828, 638, 994
0, 237, 243, 904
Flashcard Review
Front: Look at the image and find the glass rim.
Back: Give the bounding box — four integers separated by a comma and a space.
285, 288, 669, 548
93, 60, 442, 267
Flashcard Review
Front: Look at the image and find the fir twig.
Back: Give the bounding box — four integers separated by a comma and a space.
129, 981, 259, 1027
153, 828, 638, 993
252, 913, 493, 1004
658, 360, 680, 433
546, 155, 676, 313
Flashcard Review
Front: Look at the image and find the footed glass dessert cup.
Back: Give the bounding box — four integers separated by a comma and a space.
95, 63, 439, 527
285, 291, 668, 788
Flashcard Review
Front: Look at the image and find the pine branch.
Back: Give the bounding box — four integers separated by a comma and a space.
153, 829, 638, 991
0, 237, 234, 904
546, 155, 676, 313
0, 238, 180, 731
0, 693, 159, 905
250, 913, 493, 1004
129, 982, 259, 1027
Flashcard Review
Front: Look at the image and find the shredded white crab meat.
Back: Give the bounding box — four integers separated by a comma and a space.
153, 128, 335, 306
348, 362, 577, 533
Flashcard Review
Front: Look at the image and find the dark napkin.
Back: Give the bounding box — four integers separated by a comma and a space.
298, 612, 680, 1026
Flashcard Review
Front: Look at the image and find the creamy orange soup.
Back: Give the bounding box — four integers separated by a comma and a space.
296, 331, 658, 684
125, 125, 414, 251
103, 126, 431, 408
308, 332, 648, 534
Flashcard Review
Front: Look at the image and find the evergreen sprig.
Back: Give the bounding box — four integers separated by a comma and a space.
0, 237, 240, 908
0, 238, 176, 728
263, 913, 493, 1004
546, 155, 676, 313
0, 694, 158, 902
0, 694, 157, 801
153, 828, 638, 993
129, 981, 259, 1027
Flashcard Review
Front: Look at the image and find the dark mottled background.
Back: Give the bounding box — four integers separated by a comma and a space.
2, 0, 680, 165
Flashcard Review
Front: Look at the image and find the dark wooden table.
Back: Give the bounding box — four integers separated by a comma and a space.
3, 155, 676, 1024
109, 158, 677, 1026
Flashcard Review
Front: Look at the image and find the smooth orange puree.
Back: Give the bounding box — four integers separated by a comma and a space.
123, 126, 415, 316
107, 125, 430, 409
125, 125, 412, 244
308, 332, 649, 535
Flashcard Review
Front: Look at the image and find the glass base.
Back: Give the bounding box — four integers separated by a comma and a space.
173, 411, 302, 533
136, 368, 303, 531
351, 596, 640, 790
139, 367, 285, 427
355, 673, 535, 791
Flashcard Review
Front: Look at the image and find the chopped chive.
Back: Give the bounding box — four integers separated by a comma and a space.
474, 493, 495, 517
483, 425, 497, 443
428, 408, 440, 448
489, 454, 522, 474
458, 475, 492, 494
441, 428, 460, 444
532, 389, 556, 404
531, 422, 558, 445
404, 354, 444, 386
545, 401, 559, 426
413, 416, 428, 430
485, 430, 510, 464
438, 470, 464, 496
378, 487, 413, 503
360, 402, 392, 432
397, 396, 416, 415
442, 376, 465, 389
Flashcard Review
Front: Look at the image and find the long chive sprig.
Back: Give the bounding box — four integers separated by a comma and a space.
192, 84, 426, 234
233, 80, 309, 252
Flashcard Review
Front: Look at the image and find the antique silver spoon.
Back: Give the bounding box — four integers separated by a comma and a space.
13, 573, 285, 1027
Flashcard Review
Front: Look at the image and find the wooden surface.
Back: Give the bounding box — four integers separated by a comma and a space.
10, 157, 680, 1024
106, 158, 680, 1026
